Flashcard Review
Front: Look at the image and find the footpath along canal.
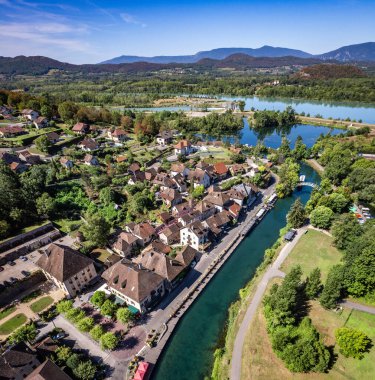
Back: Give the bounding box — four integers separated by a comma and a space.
152, 163, 320, 380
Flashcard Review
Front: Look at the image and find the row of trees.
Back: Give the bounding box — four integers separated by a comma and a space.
252, 106, 297, 129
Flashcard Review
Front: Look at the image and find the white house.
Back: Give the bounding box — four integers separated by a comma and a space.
180, 220, 210, 252
188, 168, 211, 188
22, 109, 39, 121
156, 130, 173, 146
174, 140, 193, 156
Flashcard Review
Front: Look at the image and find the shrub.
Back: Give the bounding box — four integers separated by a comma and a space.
100, 332, 119, 350
90, 325, 104, 341
335, 327, 372, 359
56, 300, 74, 314
77, 317, 95, 332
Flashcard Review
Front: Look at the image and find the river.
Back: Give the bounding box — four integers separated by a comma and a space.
153, 163, 320, 380
124, 95, 375, 124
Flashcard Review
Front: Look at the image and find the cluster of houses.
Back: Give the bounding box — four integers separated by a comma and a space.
0, 149, 44, 173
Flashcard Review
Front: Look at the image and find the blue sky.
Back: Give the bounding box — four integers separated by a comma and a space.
1, 0, 374, 64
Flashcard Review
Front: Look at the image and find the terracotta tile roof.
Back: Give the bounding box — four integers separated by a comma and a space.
213, 162, 228, 175
112, 128, 127, 136
127, 222, 156, 240
171, 163, 187, 173
160, 188, 182, 203
102, 259, 164, 303
72, 122, 89, 132
174, 139, 191, 149
204, 191, 231, 207
143, 240, 171, 255
175, 245, 198, 266
78, 138, 98, 150
36, 243, 94, 282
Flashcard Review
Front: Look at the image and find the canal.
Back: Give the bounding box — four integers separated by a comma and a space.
153, 163, 320, 380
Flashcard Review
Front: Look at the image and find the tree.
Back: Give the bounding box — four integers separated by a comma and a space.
81, 212, 110, 247
287, 198, 306, 228
0, 220, 10, 239
66, 353, 81, 369
116, 307, 134, 325
335, 327, 371, 359
191, 184, 205, 199
331, 214, 362, 250
58, 101, 78, 123
74, 360, 96, 380
305, 268, 322, 299
9, 323, 37, 344
324, 146, 352, 185
35, 135, 51, 153
90, 290, 106, 307
100, 299, 117, 317
320, 265, 344, 309
56, 300, 73, 313
238, 100, 246, 112
292, 136, 308, 160
55, 346, 72, 364
99, 187, 115, 205
90, 325, 104, 341
41, 104, 53, 118
310, 206, 334, 229
276, 159, 300, 198
77, 317, 95, 332
36, 192, 55, 218
100, 332, 119, 350
66, 308, 85, 322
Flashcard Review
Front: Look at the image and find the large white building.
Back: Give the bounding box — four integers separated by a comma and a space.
180, 220, 210, 252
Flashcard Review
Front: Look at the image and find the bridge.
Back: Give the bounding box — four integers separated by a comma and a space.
296, 181, 319, 189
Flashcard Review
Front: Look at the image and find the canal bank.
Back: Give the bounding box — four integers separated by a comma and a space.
152, 163, 320, 380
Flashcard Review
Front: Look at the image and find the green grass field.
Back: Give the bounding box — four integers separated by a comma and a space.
0, 306, 16, 321
0, 314, 27, 335
281, 229, 342, 281
30, 296, 54, 313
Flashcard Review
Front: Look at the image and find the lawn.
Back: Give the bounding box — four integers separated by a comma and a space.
0, 314, 27, 335
281, 229, 342, 281
91, 248, 112, 263
30, 296, 54, 313
53, 218, 82, 234
0, 306, 16, 321
241, 280, 375, 380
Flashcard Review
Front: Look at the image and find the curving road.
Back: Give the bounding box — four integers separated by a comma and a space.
230, 228, 306, 380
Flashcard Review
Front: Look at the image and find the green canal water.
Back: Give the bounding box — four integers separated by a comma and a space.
153, 163, 320, 380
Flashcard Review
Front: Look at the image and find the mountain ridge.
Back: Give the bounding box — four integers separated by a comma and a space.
101, 42, 375, 64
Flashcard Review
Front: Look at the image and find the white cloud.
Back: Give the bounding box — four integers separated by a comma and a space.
121, 13, 147, 28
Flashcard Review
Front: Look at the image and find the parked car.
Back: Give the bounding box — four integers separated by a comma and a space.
9, 277, 17, 284
7, 261, 16, 266
52, 332, 68, 340
21, 270, 30, 277
3, 280, 11, 286
19, 256, 28, 262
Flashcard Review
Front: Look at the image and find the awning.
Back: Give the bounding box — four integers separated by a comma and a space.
133, 362, 149, 380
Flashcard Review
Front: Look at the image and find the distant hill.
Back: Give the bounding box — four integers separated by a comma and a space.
0, 54, 326, 76
319, 42, 375, 62
295, 64, 367, 80
100, 46, 313, 64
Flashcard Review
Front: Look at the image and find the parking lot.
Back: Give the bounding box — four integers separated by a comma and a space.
0, 235, 74, 286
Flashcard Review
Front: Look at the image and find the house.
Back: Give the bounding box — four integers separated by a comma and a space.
204, 191, 231, 212
172, 174, 187, 192
188, 168, 211, 188
0, 151, 20, 165
228, 202, 242, 220
232, 183, 256, 205
142, 240, 171, 255
174, 139, 193, 156
36, 243, 97, 297
152, 173, 175, 190
134, 249, 187, 289
213, 162, 229, 181
45, 131, 60, 143
156, 130, 173, 146
113, 231, 139, 257
128, 162, 141, 174
101, 259, 166, 314
159, 188, 183, 208
178, 211, 200, 227
180, 220, 210, 252
0, 342, 41, 380
78, 138, 98, 151
125, 222, 156, 246
159, 223, 181, 245
33, 116, 48, 129
175, 245, 199, 267
170, 163, 190, 178
108, 128, 127, 143
84, 154, 99, 166
194, 200, 216, 221
0, 126, 26, 138
172, 200, 195, 217
226, 188, 247, 207
203, 211, 231, 238
60, 157, 73, 169
9, 161, 28, 173
0, 105, 12, 117
26, 359, 72, 380
22, 109, 39, 121
72, 122, 89, 134
18, 150, 42, 165
230, 164, 245, 176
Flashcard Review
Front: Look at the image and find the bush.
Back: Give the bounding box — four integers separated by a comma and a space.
335, 327, 371, 359
73, 360, 96, 380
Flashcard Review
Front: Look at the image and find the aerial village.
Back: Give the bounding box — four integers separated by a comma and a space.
0, 105, 273, 379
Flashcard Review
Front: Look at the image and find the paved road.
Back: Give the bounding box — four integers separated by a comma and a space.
230, 228, 306, 380
340, 300, 375, 315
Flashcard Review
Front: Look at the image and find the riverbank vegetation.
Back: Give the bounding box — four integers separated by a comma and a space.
250, 106, 297, 129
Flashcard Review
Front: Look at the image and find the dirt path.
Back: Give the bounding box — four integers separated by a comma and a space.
230, 228, 307, 380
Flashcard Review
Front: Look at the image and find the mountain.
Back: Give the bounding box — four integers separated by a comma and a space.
101, 43, 375, 64
318, 42, 375, 62
0, 54, 326, 76
100, 45, 312, 64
